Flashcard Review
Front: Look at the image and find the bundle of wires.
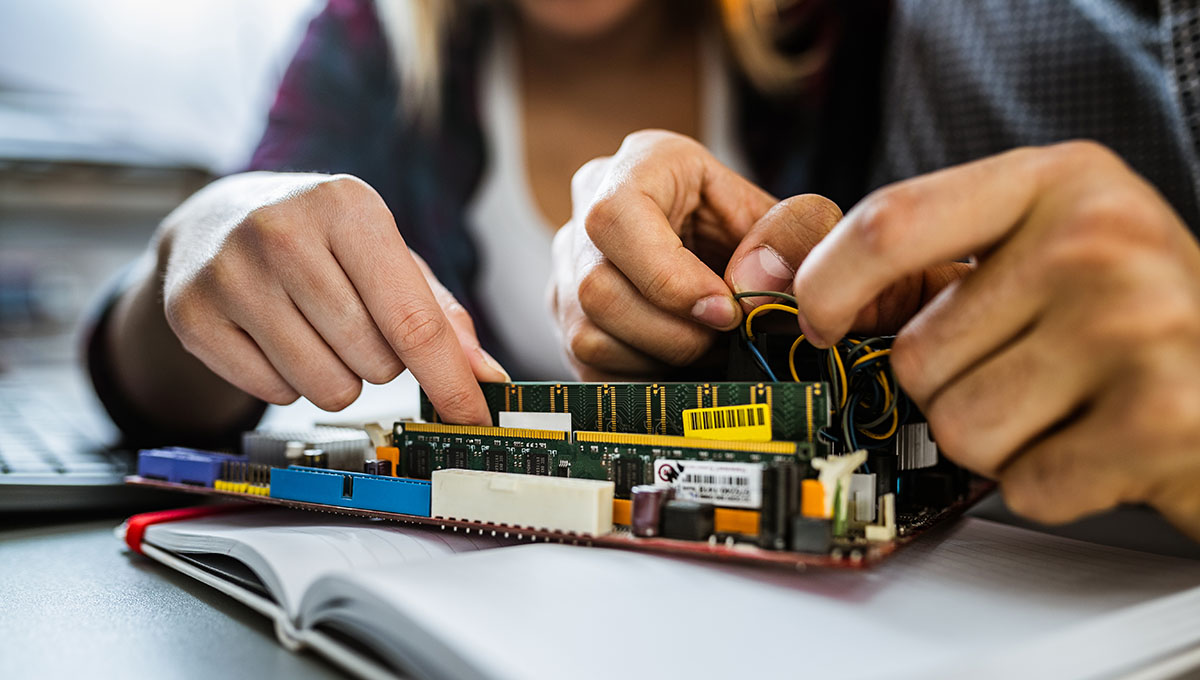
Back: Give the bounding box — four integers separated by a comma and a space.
735, 291, 909, 452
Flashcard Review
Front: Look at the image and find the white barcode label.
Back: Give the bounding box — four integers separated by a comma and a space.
895, 422, 938, 470
653, 459, 763, 509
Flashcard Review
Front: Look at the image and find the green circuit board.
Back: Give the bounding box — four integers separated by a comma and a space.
395, 421, 813, 499
419, 381, 832, 447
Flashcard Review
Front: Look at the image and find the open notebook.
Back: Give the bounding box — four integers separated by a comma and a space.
118, 508, 1200, 680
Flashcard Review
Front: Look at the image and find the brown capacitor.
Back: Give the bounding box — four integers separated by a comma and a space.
630, 484, 674, 537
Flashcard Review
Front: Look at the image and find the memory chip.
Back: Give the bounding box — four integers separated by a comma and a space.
484, 449, 508, 472
407, 443, 433, 480
526, 451, 551, 476
613, 457, 644, 499
447, 446, 469, 470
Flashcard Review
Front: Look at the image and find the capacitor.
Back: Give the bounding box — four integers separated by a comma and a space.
363, 458, 392, 477
660, 499, 715, 542
302, 448, 328, 469
630, 485, 674, 537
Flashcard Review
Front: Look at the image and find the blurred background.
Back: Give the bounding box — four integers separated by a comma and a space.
0, 0, 320, 371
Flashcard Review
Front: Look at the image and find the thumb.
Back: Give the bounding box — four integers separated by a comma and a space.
411, 253, 511, 383
725, 194, 843, 309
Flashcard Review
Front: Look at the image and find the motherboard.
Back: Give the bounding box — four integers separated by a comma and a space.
125, 296, 988, 568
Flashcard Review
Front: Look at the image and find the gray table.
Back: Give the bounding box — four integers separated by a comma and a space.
0, 509, 345, 680
2, 495, 1197, 680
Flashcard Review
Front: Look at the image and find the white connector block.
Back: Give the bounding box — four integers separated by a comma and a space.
431, 469, 614, 536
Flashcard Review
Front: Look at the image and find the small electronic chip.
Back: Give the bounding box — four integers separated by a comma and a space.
613, 456, 644, 499
484, 449, 508, 472
525, 451, 551, 476
447, 446, 469, 470
407, 443, 433, 480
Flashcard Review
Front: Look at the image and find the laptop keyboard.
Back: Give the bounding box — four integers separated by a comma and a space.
0, 379, 127, 480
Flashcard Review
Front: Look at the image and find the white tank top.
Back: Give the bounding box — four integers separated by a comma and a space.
465, 26, 752, 380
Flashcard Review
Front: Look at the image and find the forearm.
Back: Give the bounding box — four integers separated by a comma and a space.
103, 254, 264, 436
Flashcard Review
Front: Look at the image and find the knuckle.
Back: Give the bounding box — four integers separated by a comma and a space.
776, 194, 844, 232
571, 157, 610, 201
575, 265, 615, 318
1059, 192, 1164, 247
241, 203, 301, 257
566, 323, 609, 367
639, 263, 690, 309
384, 304, 448, 356
1048, 139, 1122, 171
316, 173, 377, 205
620, 129, 691, 152
583, 195, 623, 244
847, 187, 916, 258
261, 384, 300, 406
163, 293, 212, 352
1040, 235, 1125, 281
313, 379, 362, 412
659, 332, 713, 367
359, 353, 405, 385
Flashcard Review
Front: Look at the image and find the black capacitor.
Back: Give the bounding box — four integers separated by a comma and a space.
630, 485, 673, 537
660, 499, 715, 542
363, 458, 392, 477
869, 453, 897, 498
789, 515, 833, 554
303, 448, 328, 469
758, 461, 802, 550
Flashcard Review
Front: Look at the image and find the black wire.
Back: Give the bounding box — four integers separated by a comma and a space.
733, 290, 798, 305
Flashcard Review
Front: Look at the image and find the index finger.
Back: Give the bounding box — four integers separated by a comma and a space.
792, 144, 1089, 346
329, 183, 491, 425
583, 131, 777, 330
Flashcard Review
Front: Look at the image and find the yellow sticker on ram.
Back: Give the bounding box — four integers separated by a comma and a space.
682, 404, 772, 442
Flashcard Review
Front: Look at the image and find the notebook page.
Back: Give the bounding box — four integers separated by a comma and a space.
143, 508, 508, 617
306, 518, 1200, 680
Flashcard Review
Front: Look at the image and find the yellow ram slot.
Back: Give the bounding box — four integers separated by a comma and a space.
574, 430, 796, 455
402, 422, 568, 441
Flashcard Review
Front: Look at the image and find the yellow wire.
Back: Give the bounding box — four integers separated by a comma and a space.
785, 328, 898, 439
859, 408, 900, 439
787, 335, 805, 382
830, 345, 848, 408
744, 303, 799, 340
851, 348, 891, 367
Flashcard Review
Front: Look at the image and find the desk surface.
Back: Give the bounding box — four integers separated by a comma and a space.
2, 495, 1198, 680
0, 510, 345, 680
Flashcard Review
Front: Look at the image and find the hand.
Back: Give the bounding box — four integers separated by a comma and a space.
779, 141, 1200, 539
158, 172, 506, 423
550, 130, 842, 380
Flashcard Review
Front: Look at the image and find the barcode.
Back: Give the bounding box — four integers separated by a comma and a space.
688, 405, 765, 431
679, 473, 750, 487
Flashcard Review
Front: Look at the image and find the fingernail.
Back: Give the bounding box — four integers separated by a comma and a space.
478, 348, 511, 382
796, 312, 829, 348
731, 246, 794, 295
691, 295, 738, 328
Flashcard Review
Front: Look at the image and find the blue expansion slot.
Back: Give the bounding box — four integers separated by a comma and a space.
269, 466, 431, 517
138, 448, 244, 487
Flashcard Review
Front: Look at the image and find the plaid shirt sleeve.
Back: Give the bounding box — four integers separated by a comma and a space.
247, 0, 397, 177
